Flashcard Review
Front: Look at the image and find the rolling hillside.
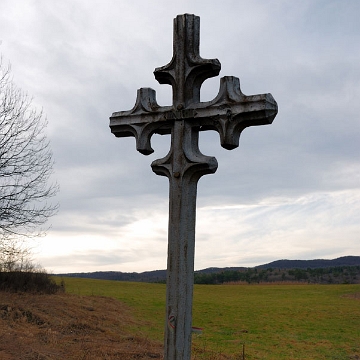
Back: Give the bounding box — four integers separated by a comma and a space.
58, 256, 360, 284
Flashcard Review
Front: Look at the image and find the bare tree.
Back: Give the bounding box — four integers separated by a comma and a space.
0, 58, 58, 250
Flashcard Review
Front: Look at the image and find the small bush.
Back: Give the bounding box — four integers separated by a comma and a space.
0, 270, 64, 294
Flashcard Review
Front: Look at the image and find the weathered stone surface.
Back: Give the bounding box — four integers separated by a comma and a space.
110, 13, 277, 360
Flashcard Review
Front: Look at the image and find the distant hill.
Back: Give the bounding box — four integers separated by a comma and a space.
255, 256, 360, 269
59, 269, 167, 283
57, 256, 360, 284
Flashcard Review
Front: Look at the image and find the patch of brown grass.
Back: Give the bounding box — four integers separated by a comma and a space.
341, 292, 360, 300
0, 292, 163, 359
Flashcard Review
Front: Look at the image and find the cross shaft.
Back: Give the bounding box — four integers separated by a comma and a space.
110, 14, 277, 359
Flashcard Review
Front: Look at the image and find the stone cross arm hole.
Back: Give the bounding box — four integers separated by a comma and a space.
109, 13, 277, 360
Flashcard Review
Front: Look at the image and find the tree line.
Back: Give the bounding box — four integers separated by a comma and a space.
193, 266, 360, 285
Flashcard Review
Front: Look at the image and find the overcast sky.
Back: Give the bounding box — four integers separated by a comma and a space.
1, 0, 359, 273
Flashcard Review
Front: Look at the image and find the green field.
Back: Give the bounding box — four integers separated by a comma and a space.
59, 277, 360, 359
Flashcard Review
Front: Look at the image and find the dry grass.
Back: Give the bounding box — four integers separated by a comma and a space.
0, 292, 163, 359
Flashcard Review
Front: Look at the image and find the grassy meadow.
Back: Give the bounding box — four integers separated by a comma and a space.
58, 277, 360, 359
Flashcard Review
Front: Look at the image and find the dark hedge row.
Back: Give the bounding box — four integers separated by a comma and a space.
0, 271, 64, 294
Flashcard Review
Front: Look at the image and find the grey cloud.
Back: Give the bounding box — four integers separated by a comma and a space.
1, 0, 359, 272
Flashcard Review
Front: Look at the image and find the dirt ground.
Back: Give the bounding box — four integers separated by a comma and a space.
0, 292, 163, 360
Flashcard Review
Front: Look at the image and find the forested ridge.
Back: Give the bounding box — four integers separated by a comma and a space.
59, 256, 360, 284
194, 265, 360, 284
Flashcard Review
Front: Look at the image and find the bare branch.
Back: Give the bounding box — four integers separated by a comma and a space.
0, 56, 59, 246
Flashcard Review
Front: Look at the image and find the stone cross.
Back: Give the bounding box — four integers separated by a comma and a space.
109, 14, 277, 360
